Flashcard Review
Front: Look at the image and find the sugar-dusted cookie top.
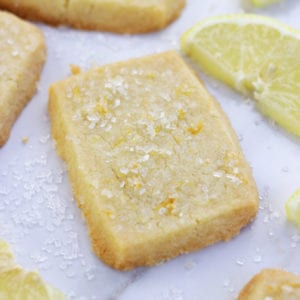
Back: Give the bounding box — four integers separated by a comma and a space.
49, 51, 258, 270
238, 269, 300, 300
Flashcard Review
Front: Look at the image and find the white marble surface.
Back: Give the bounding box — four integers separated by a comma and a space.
1, 0, 300, 299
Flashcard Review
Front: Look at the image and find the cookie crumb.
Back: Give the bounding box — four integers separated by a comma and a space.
70, 64, 81, 75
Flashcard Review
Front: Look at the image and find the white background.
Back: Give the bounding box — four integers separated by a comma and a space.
1, 0, 300, 299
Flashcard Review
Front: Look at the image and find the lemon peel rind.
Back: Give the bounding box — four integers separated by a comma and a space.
251, 0, 281, 8
181, 14, 300, 48
285, 188, 300, 227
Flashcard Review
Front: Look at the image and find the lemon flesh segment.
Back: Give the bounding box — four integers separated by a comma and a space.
251, 0, 281, 8
181, 14, 300, 137
0, 240, 14, 269
0, 240, 67, 300
286, 189, 300, 227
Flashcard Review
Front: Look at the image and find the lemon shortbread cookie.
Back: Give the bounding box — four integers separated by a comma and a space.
0, 0, 186, 34
238, 269, 300, 300
0, 11, 45, 146
0, 240, 66, 299
49, 51, 258, 270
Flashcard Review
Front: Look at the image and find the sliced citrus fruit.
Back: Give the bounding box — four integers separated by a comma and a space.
0, 240, 66, 300
250, 0, 281, 8
285, 189, 300, 227
181, 14, 300, 137
0, 240, 14, 269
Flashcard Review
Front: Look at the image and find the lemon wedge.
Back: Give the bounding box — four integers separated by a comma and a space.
0, 240, 14, 268
286, 189, 300, 227
251, 0, 280, 7
0, 240, 66, 300
181, 14, 300, 137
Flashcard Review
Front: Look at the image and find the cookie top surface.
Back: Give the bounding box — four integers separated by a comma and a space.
50, 51, 258, 243
238, 269, 300, 300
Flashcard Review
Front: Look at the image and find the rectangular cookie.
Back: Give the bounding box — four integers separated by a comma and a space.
48, 51, 258, 270
238, 269, 300, 299
0, 11, 46, 146
0, 0, 186, 33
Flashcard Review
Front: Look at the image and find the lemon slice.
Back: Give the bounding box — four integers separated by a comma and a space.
285, 189, 300, 227
0, 240, 66, 300
0, 240, 14, 269
251, 0, 280, 7
181, 14, 300, 137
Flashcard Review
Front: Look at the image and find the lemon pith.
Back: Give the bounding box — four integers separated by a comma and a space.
181, 14, 300, 137
286, 189, 300, 227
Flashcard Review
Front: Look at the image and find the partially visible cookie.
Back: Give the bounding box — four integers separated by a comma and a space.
238, 269, 300, 300
0, 0, 186, 34
0, 11, 46, 146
